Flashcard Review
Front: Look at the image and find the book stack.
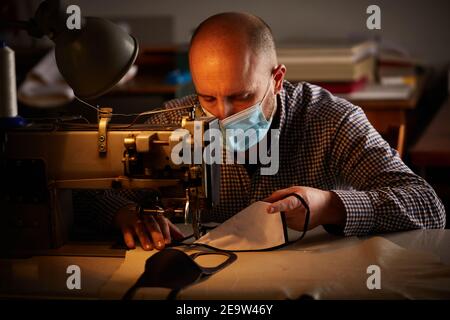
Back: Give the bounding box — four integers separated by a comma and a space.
277, 40, 377, 94
377, 52, 419, 87
337, 51, 420, 101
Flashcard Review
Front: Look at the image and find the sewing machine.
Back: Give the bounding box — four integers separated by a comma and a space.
0, 106, 220, 254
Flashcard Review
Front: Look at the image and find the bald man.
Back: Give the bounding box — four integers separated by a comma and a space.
102, 12, 445, 250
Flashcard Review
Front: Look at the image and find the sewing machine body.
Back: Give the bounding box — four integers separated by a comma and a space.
0, 115, 220, 254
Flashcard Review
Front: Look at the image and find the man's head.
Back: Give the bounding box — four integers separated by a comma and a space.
189, 12, 286, 120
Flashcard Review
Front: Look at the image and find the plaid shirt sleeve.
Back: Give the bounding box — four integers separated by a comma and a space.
326, 103, 446, 236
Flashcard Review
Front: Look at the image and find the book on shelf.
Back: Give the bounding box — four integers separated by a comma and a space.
277, 39, 377, 61
378, 64, 417, 88
337, 83, 414, 100
312, 77, 368, 94
281, 56, 375, 82
277, 39, 377, 83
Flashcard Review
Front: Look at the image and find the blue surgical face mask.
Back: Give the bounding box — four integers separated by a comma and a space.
219, 78, 275, 152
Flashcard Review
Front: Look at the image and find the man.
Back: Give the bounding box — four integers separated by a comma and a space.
98, 12, 445, 251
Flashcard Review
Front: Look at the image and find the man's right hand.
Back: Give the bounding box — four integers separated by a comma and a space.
114, 205, 185, 250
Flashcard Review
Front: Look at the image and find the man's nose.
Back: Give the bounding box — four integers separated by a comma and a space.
215, 99, 234, 120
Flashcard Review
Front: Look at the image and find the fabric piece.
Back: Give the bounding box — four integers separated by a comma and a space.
17, 49, 74, 107
194, 201, 286, 251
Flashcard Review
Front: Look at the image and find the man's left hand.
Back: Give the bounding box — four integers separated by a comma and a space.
264, 186, 346, 231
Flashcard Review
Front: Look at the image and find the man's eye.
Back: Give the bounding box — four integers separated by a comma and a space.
202, 96, 216, 103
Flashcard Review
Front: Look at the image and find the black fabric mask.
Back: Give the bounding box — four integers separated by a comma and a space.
123, 248, 237, 300
123, 193, 309, 299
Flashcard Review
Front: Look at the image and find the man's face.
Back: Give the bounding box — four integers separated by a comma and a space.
189, 39, 276, 121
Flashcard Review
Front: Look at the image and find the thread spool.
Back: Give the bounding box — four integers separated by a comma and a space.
0, 41, 18, 118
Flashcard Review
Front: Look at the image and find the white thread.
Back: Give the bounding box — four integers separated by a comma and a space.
74, 95, 141, 117
74, 95, 100, 112
0, 44, 18, 118
74, 95, 193, 127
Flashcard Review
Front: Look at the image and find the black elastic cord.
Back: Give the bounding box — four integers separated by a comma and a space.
286, 193, 310, 242
189, 251, 237, 275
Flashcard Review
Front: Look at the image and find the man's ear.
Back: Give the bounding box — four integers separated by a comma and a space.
273, 64, 286, 95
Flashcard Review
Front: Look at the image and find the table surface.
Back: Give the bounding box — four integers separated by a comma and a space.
1, 226, 449, 299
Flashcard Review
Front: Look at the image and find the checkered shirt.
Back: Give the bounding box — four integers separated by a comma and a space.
83, 80, 446, 236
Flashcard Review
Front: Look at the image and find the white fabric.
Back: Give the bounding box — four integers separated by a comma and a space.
194, 201, 286, 251
18, 49, 74, 108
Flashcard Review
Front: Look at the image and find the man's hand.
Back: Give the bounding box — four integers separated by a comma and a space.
264, 186, 346, 231
114, 205, 185, 250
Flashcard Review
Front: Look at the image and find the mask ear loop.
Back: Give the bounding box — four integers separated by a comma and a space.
260, 72, 275, 106
261, 71, 280, 124
188, 251, 237, 275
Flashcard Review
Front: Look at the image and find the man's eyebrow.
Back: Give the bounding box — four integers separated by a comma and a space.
229, 91, 251, 98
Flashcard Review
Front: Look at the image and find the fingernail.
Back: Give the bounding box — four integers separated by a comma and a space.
157, 241, 164, 248
145, 244, 151, 250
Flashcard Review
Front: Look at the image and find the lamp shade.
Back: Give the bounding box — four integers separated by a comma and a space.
54, 16, 138, 99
